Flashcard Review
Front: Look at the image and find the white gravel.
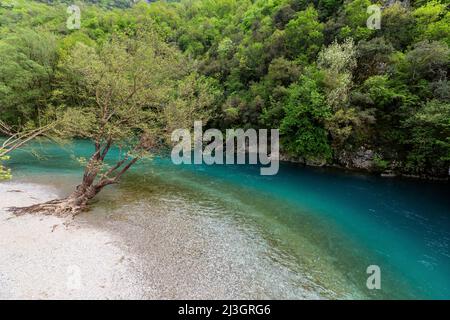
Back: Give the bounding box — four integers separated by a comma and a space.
0, 180, 327, 300
0, 182, 143, 299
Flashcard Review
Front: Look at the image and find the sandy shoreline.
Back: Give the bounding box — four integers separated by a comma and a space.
0, 180, 325, 299
0, 182, 143, 299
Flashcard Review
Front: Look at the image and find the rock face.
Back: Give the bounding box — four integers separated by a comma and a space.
306, 158, 327, 167
352, 148, 375, 170
336, 147, 375, 171
279, 154, 327, 167
281, 148, 375, 170
279, 153, 304, 164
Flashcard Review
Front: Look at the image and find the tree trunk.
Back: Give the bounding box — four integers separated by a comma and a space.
9, 177, 103, 217
8, 146, 106, 217
7, 140, 140, 217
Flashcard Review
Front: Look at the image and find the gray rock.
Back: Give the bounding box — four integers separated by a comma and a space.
337, 147, 375, 170
352, 148, 375, 170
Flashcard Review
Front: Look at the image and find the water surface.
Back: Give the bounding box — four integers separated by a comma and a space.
5, 140, 450, 299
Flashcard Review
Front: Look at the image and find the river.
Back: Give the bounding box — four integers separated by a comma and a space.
3, 140, 450, 299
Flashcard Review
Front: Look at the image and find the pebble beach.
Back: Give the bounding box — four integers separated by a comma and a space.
0, 181, 324, 299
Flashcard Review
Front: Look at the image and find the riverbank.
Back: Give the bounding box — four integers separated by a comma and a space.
280, 154, 449, 182
3, 139, 450, 299
0, 180, 327, 299
0, 182, 143, 299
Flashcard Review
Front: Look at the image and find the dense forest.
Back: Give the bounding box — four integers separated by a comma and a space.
0, 0, 449, 178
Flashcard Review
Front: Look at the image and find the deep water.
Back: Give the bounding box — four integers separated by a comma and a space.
4, 140, 450, 299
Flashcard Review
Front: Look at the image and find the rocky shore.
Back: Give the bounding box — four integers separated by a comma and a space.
280, 150, 449, 182
0, 180, 326, 299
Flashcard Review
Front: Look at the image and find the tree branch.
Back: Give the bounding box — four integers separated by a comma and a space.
0, 124, 53, 157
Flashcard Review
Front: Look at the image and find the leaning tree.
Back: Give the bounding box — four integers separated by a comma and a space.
10, 31, 218, 216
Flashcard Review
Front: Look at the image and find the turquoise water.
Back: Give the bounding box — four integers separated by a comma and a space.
4, 140, 450, 299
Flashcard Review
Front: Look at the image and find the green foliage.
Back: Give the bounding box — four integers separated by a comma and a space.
0, 153, 11, 180
354, 37, 394, 82
373, 154, 389, 171
413, 0, 450, 45
0, 0, 449, 177
337, 0, 374, 41
281, 73, 332, 162
285, 5, 324, 60
164, 72, 223, 134
54, 31, 195, 146
404, 100, 450, 175
318, 38, 357, 110
381, 2, 415, 50
405, 40, 450, 83
0, 28, 57, 126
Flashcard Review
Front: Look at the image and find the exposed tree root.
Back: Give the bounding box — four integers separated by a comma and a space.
8, 196, 88, 217
7, 136, 142, 218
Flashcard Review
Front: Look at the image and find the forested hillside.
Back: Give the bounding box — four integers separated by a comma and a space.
1, 0, 449, 177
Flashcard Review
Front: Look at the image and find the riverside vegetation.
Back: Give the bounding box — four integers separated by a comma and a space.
0, 0, 449, 214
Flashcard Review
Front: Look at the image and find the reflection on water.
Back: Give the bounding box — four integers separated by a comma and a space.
4, 140, 450, 299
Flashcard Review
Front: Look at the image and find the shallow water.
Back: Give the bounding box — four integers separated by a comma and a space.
4, 140, 450, 299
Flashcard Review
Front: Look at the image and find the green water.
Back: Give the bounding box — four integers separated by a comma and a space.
4, 140, 450, 299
